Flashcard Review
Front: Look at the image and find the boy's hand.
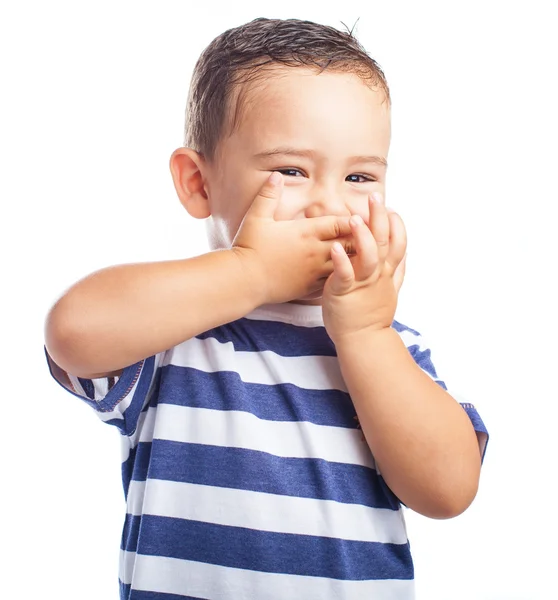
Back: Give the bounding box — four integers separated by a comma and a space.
322, 193, 407, 343
232, 172, 352, 305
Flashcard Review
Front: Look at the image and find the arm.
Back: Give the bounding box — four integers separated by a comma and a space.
335, 327, 480, 519
45, 174, 351, 378
45, 251, 264, 378
323, 194, 482, 519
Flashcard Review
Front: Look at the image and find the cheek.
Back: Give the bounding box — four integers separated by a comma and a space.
273, 186, 308, 221
351, 186, 386, 223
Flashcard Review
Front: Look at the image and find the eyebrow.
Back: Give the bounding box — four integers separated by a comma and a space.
254, 146, 388, 168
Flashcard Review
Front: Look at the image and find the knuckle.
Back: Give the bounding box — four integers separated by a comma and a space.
332, 220, 341, 238
257, 188, 276, 201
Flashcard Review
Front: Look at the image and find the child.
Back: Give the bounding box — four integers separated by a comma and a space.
45, 17, 488, 600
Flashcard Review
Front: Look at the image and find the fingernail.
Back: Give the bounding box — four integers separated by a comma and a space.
372, 192, 384, 204
333, 242, 344, 253
269, 172, 282, 185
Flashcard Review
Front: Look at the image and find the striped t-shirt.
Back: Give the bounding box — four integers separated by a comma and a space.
47, 302, 488, 600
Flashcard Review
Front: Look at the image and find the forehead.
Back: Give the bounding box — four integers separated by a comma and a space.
222, 67, 391, 157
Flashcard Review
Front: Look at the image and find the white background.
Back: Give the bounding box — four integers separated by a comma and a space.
1, 0, 557, 598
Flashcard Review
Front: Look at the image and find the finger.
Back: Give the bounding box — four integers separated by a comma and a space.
369, 193, 390, 263
312, 215, 353, 240
335, 235, 357, 256
313, 239, 355, 274
386, 209, 407, 272
350, 214, 378, 280
328, 242, 355, 294
393, 253, 407, 293
246, 172, 284, 219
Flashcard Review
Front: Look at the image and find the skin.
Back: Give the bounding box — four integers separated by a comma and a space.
197, 69, 391, 266
174, 68, 482, 518
45, 67, 482, 518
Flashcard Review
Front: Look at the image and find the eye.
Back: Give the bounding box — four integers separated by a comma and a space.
346, 173, 375, 183
275, 168, 306, 178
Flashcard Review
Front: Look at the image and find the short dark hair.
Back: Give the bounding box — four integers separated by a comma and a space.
184, 18, 390, 160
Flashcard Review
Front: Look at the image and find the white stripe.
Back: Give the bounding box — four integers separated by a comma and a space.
165, 336, 347, 391
67, 373, 86, 397
127, 479, 407, 544
120, 549, 135, 586
153, 404, 374, 467
395, 329, 445, 383
121, 407, 155, 462
120, 552, 413, 600
396, 327, 425, 350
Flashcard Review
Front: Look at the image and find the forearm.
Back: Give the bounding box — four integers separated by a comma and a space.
335, 327, 481, 519
45, 249, 262, 377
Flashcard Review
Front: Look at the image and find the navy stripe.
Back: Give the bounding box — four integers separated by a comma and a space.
120, 580, 130, 599
391, 320, 420, 336
128, 440, 399, 510
122, 513, 140, 554
119, 356, 156, 436
121, 580, 207, 599
461, 404, 488, 436
78, 377, 95, 400
462, 404, 489, 460
93, 357, 156, 435
122, 446, 135, 500
406, 344, 447, 389
125, 442, 150, 485
128, 587, 207, 600
122, 441, 153, 499
197, 318, 336, 357
198, 318, 423, 358
157, 365, 358, 428
123, 515, 413, 580
406, 345, 437, 379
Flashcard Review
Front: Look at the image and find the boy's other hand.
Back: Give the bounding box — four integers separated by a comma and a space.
232, 172, 352, 305
322, 193, 407, 343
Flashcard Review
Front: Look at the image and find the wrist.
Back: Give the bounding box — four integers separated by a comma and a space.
229, 246, 269, 308
333, 324, 400, 355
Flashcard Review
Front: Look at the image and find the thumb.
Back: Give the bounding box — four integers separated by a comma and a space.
246, 172, 283, 219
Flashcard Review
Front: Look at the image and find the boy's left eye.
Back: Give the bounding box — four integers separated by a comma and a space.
346, 174, 374, 183
275, 169, 305, 177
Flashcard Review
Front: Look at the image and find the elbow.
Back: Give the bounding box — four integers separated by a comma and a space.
417, 478, 480, 520
44, 295, 91, 377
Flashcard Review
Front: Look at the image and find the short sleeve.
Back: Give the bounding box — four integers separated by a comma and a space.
392, 320, 489, 461
45, 348, 164, 437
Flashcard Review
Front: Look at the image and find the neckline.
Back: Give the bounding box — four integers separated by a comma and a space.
247, 302, 324, 327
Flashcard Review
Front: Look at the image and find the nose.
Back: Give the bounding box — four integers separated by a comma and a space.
303, 184, 351, 218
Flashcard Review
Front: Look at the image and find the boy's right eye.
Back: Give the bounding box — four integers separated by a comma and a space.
274, 168, 305, 177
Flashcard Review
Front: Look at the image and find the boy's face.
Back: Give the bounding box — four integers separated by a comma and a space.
203, 68, 391, 253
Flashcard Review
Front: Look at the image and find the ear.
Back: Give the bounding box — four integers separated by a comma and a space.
169, 147, 211, 219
